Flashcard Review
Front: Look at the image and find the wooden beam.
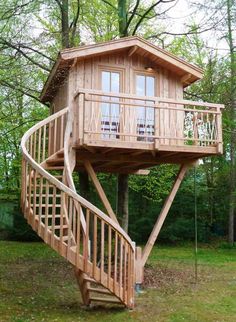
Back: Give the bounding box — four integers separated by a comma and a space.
83, 145, 96, 153
83, 160, 119, 225
141, 164, 189, 266
133, 170, 150, 175
181, 73, 192, 84
128, 45, 138, 57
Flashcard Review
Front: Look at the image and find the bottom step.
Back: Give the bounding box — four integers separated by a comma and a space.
88, 287, 111, 295
90, 296, 121, 304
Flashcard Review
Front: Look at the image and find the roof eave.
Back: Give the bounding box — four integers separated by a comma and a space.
40, 36, 204, 103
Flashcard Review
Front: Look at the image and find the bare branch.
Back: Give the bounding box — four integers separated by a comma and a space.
0, 80, 48, 106
124, 0, 140, 34
100, 0, 117, 10
0, 38, 51, 72
2, 119, 44, 136
54, 0, 63, 11
19, 44, 55, 62
69, 0, 81, 46
132, 0, 175, 35
0, 0, 35, 20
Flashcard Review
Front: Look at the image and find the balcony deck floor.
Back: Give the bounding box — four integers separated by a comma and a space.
70, 141, 219, 174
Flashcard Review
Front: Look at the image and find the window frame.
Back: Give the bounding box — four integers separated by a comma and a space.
133, 70, 157, 141
98, 66, 125, 139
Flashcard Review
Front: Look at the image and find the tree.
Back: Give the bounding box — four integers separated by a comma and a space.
226, 0, 236, 244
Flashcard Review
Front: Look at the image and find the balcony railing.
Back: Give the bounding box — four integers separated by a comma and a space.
74, 88, 224, 154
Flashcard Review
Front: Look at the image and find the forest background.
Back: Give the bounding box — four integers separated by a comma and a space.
0, 0, 235, 245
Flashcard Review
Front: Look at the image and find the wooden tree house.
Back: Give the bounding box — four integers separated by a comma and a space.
21, 36, 224, 308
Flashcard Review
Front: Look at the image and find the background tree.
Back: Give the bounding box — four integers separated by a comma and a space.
0, 0, 235, 244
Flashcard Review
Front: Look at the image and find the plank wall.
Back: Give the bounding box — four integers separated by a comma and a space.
59, 50, 185, 145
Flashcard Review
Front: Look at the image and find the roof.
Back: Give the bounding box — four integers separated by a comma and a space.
40, 36, 203, 103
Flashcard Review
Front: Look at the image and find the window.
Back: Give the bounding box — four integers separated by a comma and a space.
135, 74, 155, 141
101, 71, 120, 139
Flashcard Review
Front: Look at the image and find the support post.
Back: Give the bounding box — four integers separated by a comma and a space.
135, 246, 143, 285
83, 160, 119, 224
141, 164, 189, 266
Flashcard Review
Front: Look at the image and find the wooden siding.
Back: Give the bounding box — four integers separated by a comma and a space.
70, 51, 184, 145
51, 80, 69, 113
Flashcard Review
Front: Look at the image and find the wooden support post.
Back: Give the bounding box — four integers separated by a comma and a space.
135, 246, 143, 284
83, 160, 119, 225
141, 164, 189, 266
154, 99, 160, 150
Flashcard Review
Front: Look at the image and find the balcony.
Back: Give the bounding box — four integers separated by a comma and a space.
71, 89, 224, 171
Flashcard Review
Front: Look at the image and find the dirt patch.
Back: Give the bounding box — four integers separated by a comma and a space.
143, 263, 195, 292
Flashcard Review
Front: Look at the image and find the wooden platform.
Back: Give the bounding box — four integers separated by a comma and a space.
46, 144, 217, 174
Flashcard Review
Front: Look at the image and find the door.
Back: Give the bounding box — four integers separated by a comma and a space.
101, 70, 121, 139
135, 74, 155, 141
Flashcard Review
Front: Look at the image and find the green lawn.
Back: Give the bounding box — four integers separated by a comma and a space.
0, 241, 236, 322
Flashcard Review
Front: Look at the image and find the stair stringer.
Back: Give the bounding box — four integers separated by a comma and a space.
21, 107, 135, 308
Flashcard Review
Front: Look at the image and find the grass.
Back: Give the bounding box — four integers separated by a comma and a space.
0, 241, 236, 322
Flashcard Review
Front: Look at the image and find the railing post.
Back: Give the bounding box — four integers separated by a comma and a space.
21, 157, 26, 209
216, 108, 223, 154
193, 111, 198, 145
78, 93, 85, 145
154, 100, 160, 149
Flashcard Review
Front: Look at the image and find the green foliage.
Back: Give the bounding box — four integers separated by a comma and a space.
0, 0, 235, 245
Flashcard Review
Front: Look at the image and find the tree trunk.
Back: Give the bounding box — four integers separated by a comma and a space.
118, 0, 127, 37
117, 0, 129, 232
117, 174, 129, 233
79, 172, 90, 200
227, 0, 236, 245
61, 0, 70, 48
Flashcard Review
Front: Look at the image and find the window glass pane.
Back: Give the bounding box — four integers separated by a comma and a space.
101, 70, 120, 139
102, 71, 110, 92
146, 76, 155, 96
135, 74, 155, 141
111, 72, 120, 93
136, 75, 145, 96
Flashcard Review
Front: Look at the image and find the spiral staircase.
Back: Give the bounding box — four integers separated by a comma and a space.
21, 106, 135, 308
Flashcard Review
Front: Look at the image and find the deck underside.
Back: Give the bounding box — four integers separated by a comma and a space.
49, 142, 219, 174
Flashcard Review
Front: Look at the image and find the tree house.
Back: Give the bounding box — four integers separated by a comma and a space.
21, 36, 224, 308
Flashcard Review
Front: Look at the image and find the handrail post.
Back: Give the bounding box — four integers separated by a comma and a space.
216, 107, 223, 153
78, 92, 85, 145
154, 99, 160, 150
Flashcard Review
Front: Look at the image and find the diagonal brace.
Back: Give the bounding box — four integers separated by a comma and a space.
141, 164, 189, 266
83, 160, 119, 225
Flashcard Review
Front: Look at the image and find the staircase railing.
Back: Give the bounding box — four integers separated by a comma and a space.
21, 107, 135, 308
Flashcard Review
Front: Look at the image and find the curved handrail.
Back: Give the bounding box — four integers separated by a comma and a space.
21, 107, 135, 307
21, 108, 135, 247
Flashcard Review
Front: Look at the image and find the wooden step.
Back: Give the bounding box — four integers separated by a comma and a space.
45, 166, 64, 170
88, 287, 111, 295
48, 225, 68, 229
47, 158, 64, 165
70, 245, 76, 252
83, 276, 96, 283
35, 194, 62, 197
57, 151, 64, 157
37, 214, 66, 219
90, 296, 121, 304
35, 204, 61, 207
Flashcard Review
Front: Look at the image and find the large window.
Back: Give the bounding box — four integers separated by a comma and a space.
136, 74, 155, 141
101, 71, 120, 139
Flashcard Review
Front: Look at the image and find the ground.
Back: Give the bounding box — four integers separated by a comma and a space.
0, 241, 236, 322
